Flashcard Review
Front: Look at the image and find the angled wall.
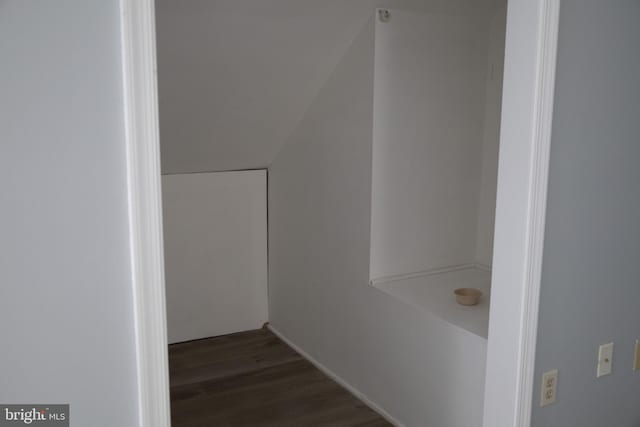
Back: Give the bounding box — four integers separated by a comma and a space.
155, 0, 507, 174
269, 16, 487, 427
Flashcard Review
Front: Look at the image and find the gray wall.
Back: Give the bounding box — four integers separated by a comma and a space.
0, 2, 139, 426
269, 18, 488, 427
532, 1, 640, 426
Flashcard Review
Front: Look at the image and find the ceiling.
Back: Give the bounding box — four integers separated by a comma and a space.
155, 0, 505, 174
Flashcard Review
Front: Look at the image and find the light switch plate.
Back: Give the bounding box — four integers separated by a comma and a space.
634, 340, 640, 371
597, 342, 614, 377
540, 369, 558, 407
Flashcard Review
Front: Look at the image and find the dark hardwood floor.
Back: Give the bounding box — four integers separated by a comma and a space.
169, 327, 392, 427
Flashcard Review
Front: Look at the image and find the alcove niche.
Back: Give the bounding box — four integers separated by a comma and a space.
268, 6, 506, 424
369, 8, 505, 339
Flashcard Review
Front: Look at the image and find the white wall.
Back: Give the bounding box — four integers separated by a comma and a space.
370, 11, 489, 280
162, 171, 268, 343
269, 17, 487, 427
0, 1, 139, 426
155, 0, 505, 174
532, 1, 640, 426
474, 7, 506, 267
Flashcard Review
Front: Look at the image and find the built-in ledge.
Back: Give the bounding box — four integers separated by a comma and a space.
371, 265, 491, 339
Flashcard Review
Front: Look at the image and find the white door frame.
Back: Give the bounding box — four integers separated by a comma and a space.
120, 0, 560, 426
120, 1, 171, 427
483, 0, 560, 426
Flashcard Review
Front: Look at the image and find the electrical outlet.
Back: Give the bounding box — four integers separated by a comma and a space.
540, 369, 558, 407
634, 340, 640, 371
597, 342, 614, 378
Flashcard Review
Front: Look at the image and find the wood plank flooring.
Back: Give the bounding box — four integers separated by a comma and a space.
169, 328, 392, 427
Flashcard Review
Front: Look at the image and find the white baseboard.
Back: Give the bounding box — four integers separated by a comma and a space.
267, 324, 406, 427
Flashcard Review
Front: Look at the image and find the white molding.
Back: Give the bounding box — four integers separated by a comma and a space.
268, 325, 406, 427
120, 1, 171, 427
371, 263, 492, 287
369, 263, 478, 287
473, 263, 492, 273
482, 0, 560, 426
515, 0, 560, 425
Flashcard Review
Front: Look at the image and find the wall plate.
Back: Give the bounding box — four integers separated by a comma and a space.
540, 369, 558, 407
597, 342, 614, 378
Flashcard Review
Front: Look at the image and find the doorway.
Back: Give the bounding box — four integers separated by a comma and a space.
120, 0, 561, 426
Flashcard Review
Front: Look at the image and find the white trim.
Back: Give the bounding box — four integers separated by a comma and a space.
473, 262, 493, 273
267, 325, 406, 427
482, 0, 560, 426
370, 263, 492, 287
369, 263, 479, 287
120, 1, 171, 427
515, 0, 560, 424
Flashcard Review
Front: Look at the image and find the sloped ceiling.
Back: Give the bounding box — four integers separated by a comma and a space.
156, 0, 505, 174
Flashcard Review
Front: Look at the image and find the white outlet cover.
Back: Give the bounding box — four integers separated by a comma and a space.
540, 369, 558, 407
597, 342, 614, 378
